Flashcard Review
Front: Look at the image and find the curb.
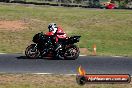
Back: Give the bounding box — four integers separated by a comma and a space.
0, 53, 86, 56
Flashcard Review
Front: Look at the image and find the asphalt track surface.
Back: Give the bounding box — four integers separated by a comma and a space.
0, 54, 132, 75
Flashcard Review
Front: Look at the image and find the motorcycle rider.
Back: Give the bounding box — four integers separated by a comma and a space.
45, 23, 67, 52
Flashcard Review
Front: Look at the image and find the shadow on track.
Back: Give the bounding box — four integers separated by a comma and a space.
16, 56, 31, 59
16, 56, 74, 60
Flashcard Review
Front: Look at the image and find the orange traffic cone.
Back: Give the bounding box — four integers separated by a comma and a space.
92, 44, 96, 56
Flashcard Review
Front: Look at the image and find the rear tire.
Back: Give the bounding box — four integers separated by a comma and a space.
64, 45, 80, 60
25, 44, 40, 59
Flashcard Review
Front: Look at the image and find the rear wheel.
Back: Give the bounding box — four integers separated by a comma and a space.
25, 44, 40, 59
64, 45, 80, 60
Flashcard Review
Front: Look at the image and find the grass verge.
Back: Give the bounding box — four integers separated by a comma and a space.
0, 3, 132, 56
0, 74, 132, 88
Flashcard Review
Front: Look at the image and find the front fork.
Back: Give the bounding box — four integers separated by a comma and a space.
31, 44, 38, 52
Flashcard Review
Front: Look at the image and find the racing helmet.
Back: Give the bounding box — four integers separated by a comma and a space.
48, 23, 58, 33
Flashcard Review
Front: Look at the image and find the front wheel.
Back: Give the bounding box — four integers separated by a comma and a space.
64, 45, 80, 60
25, 44, 40, 59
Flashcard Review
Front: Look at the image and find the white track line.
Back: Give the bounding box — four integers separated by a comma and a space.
0, 72, 131, 77
32, 73, 53, 75
111, 56, 123, 58
0, 53, 6, 54
79, 55, 86, 56
32, 73, 76, 75
0, 53, 127, 57
30, 73, 132, 77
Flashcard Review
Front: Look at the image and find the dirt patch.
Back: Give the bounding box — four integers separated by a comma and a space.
79, 48, 89, 55
0, 20, 27, 31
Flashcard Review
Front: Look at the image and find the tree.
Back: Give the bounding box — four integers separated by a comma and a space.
74, 0, 82, 3
111, 0, 131, 8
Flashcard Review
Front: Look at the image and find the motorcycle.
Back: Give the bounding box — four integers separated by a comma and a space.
25, 32, 81, 60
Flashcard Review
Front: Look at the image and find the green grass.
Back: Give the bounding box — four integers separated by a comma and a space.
0, 74, 132, 88
0, 3, 132, 56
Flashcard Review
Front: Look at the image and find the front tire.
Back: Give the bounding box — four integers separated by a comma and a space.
25, 44, 40, 59
64, 45, 80, 60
